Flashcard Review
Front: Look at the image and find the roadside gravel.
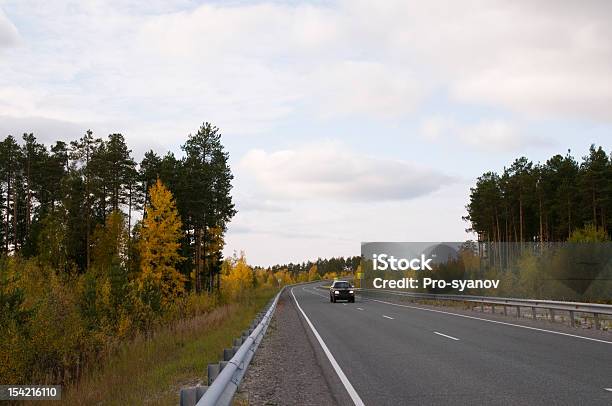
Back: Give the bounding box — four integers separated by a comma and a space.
235, 289, 341, 406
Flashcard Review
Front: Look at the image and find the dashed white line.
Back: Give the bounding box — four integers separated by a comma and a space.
370, 298, 612, 345
291, 288, 365, 406
604, 388, 612, 392
357, 307, 364, 311
382, 315, 394, 320
434, 331, 460, 341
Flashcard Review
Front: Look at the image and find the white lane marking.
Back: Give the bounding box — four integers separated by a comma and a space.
343, 303, 347, 306
604, 388, 612, 392
291, 288, 365, 406
434, 331, 460, 341
357, 307, 364, 311
370, 299, 612, 345
382, 315, 394, 320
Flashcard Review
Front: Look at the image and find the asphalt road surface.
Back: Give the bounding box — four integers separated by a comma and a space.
290, 283, 612, 406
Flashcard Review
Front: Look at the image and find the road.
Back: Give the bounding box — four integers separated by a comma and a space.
290, 283, 612, 406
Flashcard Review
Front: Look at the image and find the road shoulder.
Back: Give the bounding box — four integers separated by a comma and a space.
236, 288, 351, 405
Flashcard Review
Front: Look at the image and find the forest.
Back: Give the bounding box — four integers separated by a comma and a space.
0, 122, 357, 388
0, 123, 249, 386
464, 145, 611, 243
0, 122, 235, 292
461, 144, 611, 301
263, 256, 361, 277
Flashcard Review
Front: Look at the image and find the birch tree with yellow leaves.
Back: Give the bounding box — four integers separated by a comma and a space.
221, 253, 253, 301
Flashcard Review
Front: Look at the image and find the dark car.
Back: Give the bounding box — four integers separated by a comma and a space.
329, 280, 355, 303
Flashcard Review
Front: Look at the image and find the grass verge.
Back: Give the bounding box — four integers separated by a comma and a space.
61, 287, 277, 405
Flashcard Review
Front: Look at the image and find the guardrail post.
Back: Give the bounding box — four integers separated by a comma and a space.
480, 303, 484, 312
223, 348, 235, 361
491, 304, 495, 314
180, 387, 197, 406
569, 310, 575, 327
593, 313, 600, 330
549, 308, 555, 322
196, 386, 208, 402
531, 306, 537, 320
516, 306, 521, 318
503, 305, 507, 316
207, 363, 220, 385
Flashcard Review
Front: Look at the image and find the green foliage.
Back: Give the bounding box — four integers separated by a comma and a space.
568, 224, 610, 242
465, 145, 611, 242
0, 123, 240, 387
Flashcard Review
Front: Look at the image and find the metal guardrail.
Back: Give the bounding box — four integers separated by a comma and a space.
314, 284, 612, 329
180, 288, 283, 406
359, 288, 612, 329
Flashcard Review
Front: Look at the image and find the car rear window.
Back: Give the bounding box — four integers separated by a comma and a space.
334, 282, 350, 288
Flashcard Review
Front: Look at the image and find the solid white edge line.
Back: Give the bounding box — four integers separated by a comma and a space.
434, 331, 460, 341
382, 315, 394, 320
604, 388, 612, 392
291, 287, 366, 406
371, 299, 612, 345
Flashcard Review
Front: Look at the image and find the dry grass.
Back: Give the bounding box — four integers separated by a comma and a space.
61, 288, 276, 405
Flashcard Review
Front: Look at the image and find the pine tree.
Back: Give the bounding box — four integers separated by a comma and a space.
180, 122, 236, 293
0, 136, 23, 253
139, 150, 162, 213
70, 130, 103, 269
138, 179, 185, 304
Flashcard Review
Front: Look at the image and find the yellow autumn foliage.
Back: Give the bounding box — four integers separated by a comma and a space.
138, 179, 186, 305
221, 254, 253, 301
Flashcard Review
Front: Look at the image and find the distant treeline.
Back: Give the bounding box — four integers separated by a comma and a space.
262, 256, 361, 276
0, 122, 235, 292
464, 145, 611, 242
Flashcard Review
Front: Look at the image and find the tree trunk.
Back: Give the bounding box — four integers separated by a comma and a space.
567, 196, 572, 238
195, 228, 202, 294
127, 184, 132, 239
12, 190, 17, 251
5, 175, 10, 251
26, 156, 31, 233
519, 196, 524, 242
539, 195, 543, 243
592, 188, 597, 227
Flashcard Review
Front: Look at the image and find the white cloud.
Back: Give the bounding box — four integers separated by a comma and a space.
343, 1, 612, 122
419, 116, 552, 152
1, 0, 611, 149
419, 115, 455, 140
240, 142, 454, 201
303, 61, 424, 119
235, 194, 290, 213
458, 119, 551, 152
0, 115, 83, 143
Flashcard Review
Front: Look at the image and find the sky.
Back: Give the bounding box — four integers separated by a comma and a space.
0, 0, 611, 266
